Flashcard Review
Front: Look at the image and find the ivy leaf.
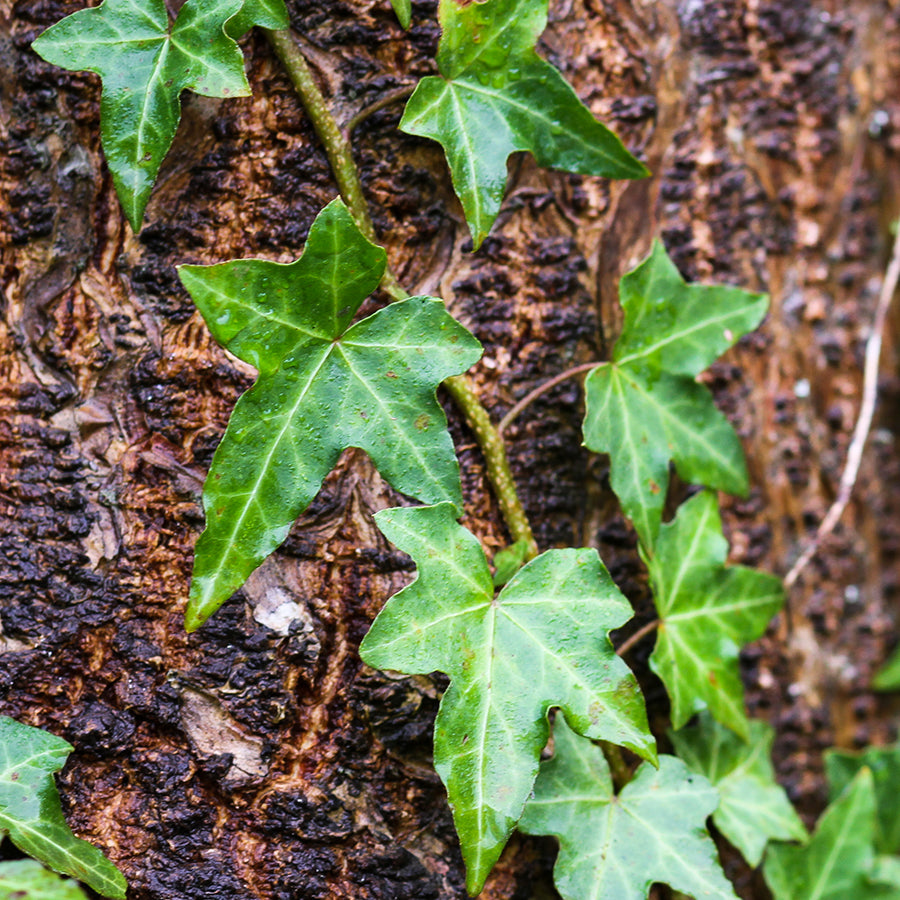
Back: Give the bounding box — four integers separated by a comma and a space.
178, 199, 481, 630
826, 745, 900, 854
519, 717, 737, 900
400, 0, 648, 248
764, 768, 885, 900
32, 0, 254, 230
583, 241, 768, 548
360, 503, 656, 894
225, 0, 289, 39
872, 646, 900, 691
669, 712, 807, 865
0, 717, 126, 899
646, 491, 784, 737
389, 0, 412, 29
0, 861, 88, 900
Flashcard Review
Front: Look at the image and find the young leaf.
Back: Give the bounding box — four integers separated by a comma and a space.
826, 745, 900, 854
583, 241, 768, 548
647, 491, 784, 737
0, 860, 88, 900
360, 503, 656, 894
669, 712, 807, 865
32, 0, 256, 230
764, 768, 884, 900
179, 199, 481, 629
225, 0, 289, 39
0, 717, 126, 899
389, 0, 412, 29
872, 646, 900, 691
519, 718, 738, 900
400, 0, 648, 248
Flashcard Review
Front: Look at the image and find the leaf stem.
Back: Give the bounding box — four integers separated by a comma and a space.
498, 361, 602, 436
265, 28, 538, 560
615, 619, 660, 657
345, 85, 416, 138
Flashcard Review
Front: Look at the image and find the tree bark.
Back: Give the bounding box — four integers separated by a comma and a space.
1, 0, 899, 897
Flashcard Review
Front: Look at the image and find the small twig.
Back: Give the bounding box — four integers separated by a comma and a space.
345, 85, 416, 138
784, 224, 900, 589
498, 362, 602, 436
615, 619, 660, 657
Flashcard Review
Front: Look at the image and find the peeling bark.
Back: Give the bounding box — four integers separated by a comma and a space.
1, 0, 899, 897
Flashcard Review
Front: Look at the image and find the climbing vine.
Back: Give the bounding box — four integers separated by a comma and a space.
4, 0, 899, 897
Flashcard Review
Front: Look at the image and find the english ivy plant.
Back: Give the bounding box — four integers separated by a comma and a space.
178, 199, 481, 629
24, 0, 891, 897
399, 0, 648, 247
31, 0, 288, 230
0, 860, 88, 900
0, 718, 126, 899
360, 503, 656, 893
583, 240, 768, 548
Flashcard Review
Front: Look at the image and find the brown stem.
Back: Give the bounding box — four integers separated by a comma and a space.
265, 28, 538, 557
345, 85, 416, 138
615, 619, 660, 657
498, 362, 602, 436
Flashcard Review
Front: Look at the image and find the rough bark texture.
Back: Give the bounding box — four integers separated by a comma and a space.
1, 0, 899, 897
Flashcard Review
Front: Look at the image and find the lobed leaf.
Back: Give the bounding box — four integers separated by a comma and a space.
669, 712, 806, 865
401, 0, 647, 247
0, 717, 126, 899
179, 199, 481, 629
583, 241, 768, 547
0, 860, 88, 900
519, 717, 738, 900
825, 745, 900, 855
764, 768, 888, 900
360, 503, 655, 894
647, 491, 784, 737
31, 0, 285, 229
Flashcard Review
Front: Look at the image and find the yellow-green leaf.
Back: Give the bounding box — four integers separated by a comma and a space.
647, 491, 784, 738
583, 241, 768, 548
0, 861, 88, 900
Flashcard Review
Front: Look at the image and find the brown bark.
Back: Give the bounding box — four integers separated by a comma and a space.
1, 0, 899, 897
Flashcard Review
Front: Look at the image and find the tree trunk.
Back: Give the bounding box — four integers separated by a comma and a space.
1, 0, 899, 897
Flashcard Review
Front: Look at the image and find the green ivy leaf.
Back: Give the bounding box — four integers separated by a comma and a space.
389, 0, 412, 29
647, 491, 784, 737
400, 0, 648, 248
360, 503, 656, 894
0, 717, 126, 899
764, 768, 885, 900
519, 717, 737, 900
490, 538, 530, 587
0, 861, 88, 900
826, 745, 900, 854
32, 0, 257, 230
225, 0, 290, 40
669, 712, 807, 865
873, 647, 900, 691
179, 199, 481, 629
869, 856, 900, 895
583, 241, 768, 548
